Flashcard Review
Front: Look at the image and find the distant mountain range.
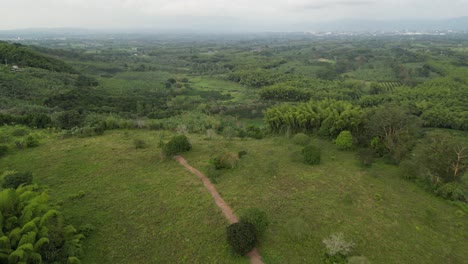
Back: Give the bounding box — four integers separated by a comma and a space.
0, 16, 467, 38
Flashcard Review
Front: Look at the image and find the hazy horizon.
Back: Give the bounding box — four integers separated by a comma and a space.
2, 0, 468, 31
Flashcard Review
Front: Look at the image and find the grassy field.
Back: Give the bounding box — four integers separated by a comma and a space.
1, 130, 467, 263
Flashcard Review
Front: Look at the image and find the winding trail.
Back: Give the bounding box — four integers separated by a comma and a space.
174, 156, 264, 264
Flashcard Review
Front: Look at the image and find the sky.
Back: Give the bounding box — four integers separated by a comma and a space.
1, 0, 468, 31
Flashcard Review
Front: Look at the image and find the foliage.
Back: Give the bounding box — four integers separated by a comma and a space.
259, 86, 311, 102
239, 208, 269, 236
415, 132, 467, 183
210, 153, 239, 169
226, 222, 257, 255
0, 185, 84, 263
323, 233, 354, 257
365, 105, 420, 163
0, 145, 8, 158
292, 133, 310, 145
133, 139, 147, 149
162, 135, 192, 157
433, 182, 466, 202
265, 99, 363, 137
2, 171, 33, 189
302, 145, 321, 165
238, 150, 248, 158
399, 159, 422, 180
335, 131, 353, 150
0, 42, 76, 73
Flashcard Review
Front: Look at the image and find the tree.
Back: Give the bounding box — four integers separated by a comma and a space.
365, 105, 420, 163
416, 132, 467, 183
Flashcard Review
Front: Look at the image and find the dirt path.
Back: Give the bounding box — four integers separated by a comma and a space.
174, 156, 264, 264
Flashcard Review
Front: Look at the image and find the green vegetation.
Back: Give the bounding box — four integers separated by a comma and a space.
226, 222, 257, 255
0, 177, 84, 263
162, 135, 192, 157
301, 145, 322, 165
239, 208, 269, 236
1, 33, 468, 263
335, 131, 354, 150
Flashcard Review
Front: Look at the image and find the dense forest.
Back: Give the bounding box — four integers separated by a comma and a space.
0, 34, 467, 263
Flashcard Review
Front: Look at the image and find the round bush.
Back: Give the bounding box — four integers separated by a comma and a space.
240, 208, 269, 236
335, 131, 353, 150
226, 222, 257, 255
302, 145, 321, 165
162, 135, 192, 157
292, 133, 310, 145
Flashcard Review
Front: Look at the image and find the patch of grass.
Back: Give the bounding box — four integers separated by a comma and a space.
1, 131, 467, 264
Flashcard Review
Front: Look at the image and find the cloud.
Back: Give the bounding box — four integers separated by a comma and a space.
299, 0, 376, 10
0, 0, 467, 30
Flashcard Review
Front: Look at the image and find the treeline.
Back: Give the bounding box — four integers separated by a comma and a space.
359, 75, 468, 130
264, 99, 363, 137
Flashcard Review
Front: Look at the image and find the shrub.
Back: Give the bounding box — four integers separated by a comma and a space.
2, 171, 33, 189
240, 208, 269, 236
0, 145, 8, 158
399, 160, 421, 180
292, 133, 310, 145
162, 135, 192, 157
226, 222, 257, 255
223, 126, 237, 140
238, 150, 248, 158
323, 233, 354, 257
355, 148, 375, 167
335, 131, 353, 150
434, 182, 466, 201
210, 153, 239, 169
25, 135, 39, 147
206, 166, 222, 183
133, 139, 146, 149
302, 145, 321, 165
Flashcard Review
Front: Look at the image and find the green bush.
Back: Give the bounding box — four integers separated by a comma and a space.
302, 145, 321, 165
162, 135, 192, 157
335, 131, 353, 150
0, 145, 8, 158
206, 166, 222, 183
240, 208, 269, 236
238, 150, 248, 158
292, 133, 310, 145
2, 171, 33, 189
226, 222, 257, 255
434, 183, 466, 201
210, 153, 239, 169
133, 139, 147, 149
25, 135, 39, 147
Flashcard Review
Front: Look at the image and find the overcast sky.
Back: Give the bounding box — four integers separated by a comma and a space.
1, 0, 467, 31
